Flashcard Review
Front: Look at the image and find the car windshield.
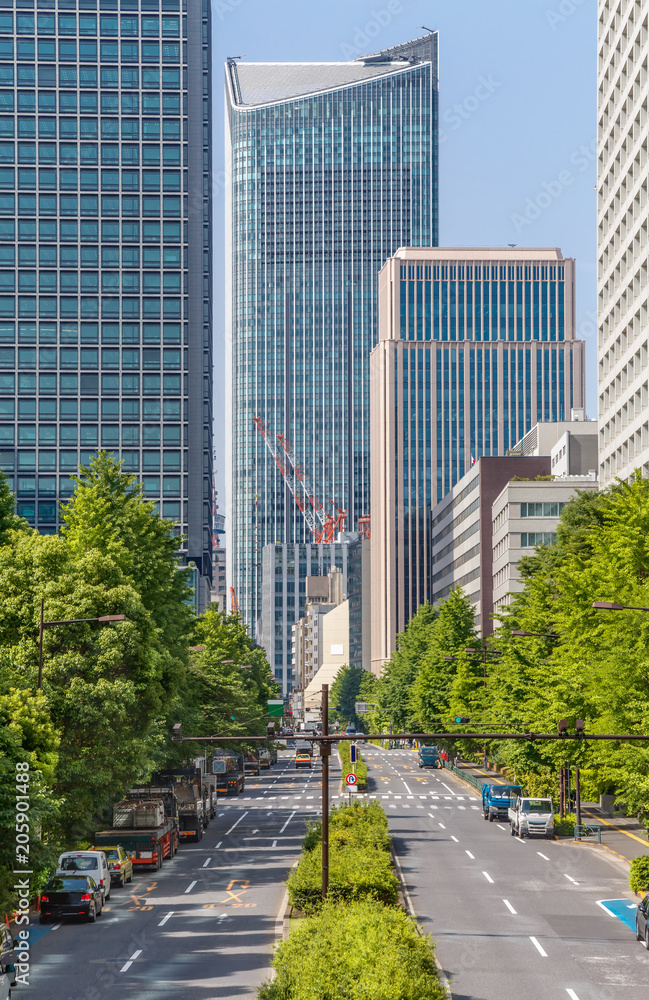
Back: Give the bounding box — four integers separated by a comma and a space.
421, 749, 438, 755
100, 850, 120, 860
46, 877, 91, 891
522, 800, 551, 813
60, 857, 98, 871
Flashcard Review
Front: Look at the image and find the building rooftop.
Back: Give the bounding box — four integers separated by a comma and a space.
226, 33, 437, 109
391, 247, 570, 261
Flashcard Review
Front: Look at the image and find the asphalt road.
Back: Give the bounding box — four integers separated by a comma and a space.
359, 745, 648, 1000
26, 750, 334, 1000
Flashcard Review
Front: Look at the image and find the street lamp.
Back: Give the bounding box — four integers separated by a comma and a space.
38, 598, 125, 689
592, 601, 649, 612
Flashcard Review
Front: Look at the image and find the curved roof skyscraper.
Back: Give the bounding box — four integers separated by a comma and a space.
225, 33, 439, 688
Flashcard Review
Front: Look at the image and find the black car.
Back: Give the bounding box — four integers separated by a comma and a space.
636, 894, 649, 947
40, 875, 103, 924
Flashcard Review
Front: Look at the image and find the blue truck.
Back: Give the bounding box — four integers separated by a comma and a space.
418, 746, 441, 769
482, 782, 523, 821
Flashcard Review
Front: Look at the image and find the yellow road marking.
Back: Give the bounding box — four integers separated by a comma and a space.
582, 808, 649, 849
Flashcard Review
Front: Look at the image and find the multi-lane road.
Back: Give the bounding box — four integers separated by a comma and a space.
25, 745, 648, 999
26, 751, 338, 1000
360, 745, 648, 1000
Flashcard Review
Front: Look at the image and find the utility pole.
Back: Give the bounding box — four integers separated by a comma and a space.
320, 683, 330, 900
575, 766, 582, 840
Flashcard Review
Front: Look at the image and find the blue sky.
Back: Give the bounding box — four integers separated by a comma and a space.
212, 0, 596, 500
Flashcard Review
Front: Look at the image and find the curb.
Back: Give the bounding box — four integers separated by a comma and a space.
391, 845, 453, 999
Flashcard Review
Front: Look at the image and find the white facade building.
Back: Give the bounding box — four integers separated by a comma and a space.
598, 0, 649, 484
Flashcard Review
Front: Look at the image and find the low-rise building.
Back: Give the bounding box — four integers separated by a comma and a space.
492, 474, 598, 615
431, 456, 551, 634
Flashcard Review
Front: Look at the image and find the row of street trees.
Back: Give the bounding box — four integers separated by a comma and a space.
364, 475, 649, 821
0, 453, 278, 915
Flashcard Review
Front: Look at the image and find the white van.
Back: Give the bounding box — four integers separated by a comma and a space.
57, 850, 111, 900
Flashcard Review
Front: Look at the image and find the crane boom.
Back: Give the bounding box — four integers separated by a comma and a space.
253, 417, 319, 537
276, 434, 326, 527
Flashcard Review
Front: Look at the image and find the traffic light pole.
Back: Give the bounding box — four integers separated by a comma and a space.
321, 683, 330, 900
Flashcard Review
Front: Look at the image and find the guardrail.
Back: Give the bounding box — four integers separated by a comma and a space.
574, 823, 601, 843
442, 759, 484, 792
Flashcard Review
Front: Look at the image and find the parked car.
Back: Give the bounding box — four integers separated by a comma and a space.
636, 894, 649, 947
40, 874, 103, 923
295, 753, 312, 769
57, 850, 111, 901
0, 925, 16, 995
92, 844, 133, 887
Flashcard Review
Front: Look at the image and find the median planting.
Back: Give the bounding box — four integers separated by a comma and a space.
338, 738, 368, 790
263, 801, 445, 999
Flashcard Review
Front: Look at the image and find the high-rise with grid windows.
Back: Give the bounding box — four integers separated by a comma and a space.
0, 0, 213, 609
598, 0, 649, 485
225, 34, 439, 679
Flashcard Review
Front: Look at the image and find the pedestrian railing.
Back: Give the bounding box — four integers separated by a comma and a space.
442, 760, 484, 792
574, 823, 601, 843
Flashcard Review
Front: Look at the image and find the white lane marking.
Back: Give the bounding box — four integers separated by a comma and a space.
530, 936, 547, 957
225, 811, 248, 836
465, 850, 475, 859
441, 782, 455, 794
514, 836, 526, 844
483, 871, 494, 884
215, 841, 222, 849
566, 991, 580, 1000
280, 811, 296, 833
184, 881, 197, 893
497, 825, 506, 831
120, 949, 142, 973
202, 858, 211, 868
51, 923, 61, 930
503, 899, 517, 914
451, 836, 459, 843
537, 852, 550, 861
438, 822, 446, 829
564, 874, 579, 885
272, 840, 277, 847
158, 911, 174, 926
403, 782, 413, 794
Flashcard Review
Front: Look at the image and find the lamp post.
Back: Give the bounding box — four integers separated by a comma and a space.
592, 601, 649, 612
37, 598, 125, 690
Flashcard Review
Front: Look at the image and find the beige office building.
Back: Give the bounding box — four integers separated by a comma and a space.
598, 0, 649, 485
370, 247, 586, 672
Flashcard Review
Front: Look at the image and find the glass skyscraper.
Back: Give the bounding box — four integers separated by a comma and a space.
226, 34, 439, 668
0, 0, 213, 609
370, 247, 586, 670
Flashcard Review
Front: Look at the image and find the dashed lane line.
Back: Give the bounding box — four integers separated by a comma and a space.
158, 911, 173, 926
185, 881, 197, 893
529, 936, 548, 957
224, 811, 249, 836
503, 899, 516, 914
120, 949, 142, 973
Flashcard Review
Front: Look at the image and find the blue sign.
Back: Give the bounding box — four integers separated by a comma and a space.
350, 744, 357, 764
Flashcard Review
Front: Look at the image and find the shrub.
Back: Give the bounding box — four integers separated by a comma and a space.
630, 855, 649, 894
553, 813, 576, 837
258, 899, 446, 1000
339, 739, 368, 790
289, 801, 396, 913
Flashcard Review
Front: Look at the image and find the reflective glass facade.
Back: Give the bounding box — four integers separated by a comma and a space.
0, 0, 213, 608
371, 249, 585, 669
226, 34, 439, 648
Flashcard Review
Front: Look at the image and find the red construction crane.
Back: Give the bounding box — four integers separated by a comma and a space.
358, 514, 371, 540
230, 586, 240, 615
253, 418, 347, 544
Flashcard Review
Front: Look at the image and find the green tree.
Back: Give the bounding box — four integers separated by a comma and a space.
411, 589, 478, 729
376, 603, 438, 732
330, 666, 365, 728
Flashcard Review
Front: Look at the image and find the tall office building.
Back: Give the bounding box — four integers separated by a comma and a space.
370, 247, 585, 671
598, 0, 649, 485
226, 33, 439, 660
0, 0, 213, 609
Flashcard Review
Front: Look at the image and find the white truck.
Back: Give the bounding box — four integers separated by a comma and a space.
508, 796, 554, 839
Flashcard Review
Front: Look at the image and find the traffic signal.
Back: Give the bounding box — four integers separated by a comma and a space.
454, 716, 470, 724
558, 719, 568, 736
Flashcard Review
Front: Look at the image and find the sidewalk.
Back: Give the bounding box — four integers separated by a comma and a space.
447, 758, 649, 865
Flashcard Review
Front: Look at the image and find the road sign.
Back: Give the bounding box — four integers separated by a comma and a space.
355, 701, 367, 713
267, 700, 284, 718
350, 744, 357, 763
346, 773, 357, 786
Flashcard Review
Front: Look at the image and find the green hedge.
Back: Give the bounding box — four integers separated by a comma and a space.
259, 899, 446, 1000
553, 813, 576, 837
288, 801, 396, 914
339, 739, 368, 790
630, 855, 649, 893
